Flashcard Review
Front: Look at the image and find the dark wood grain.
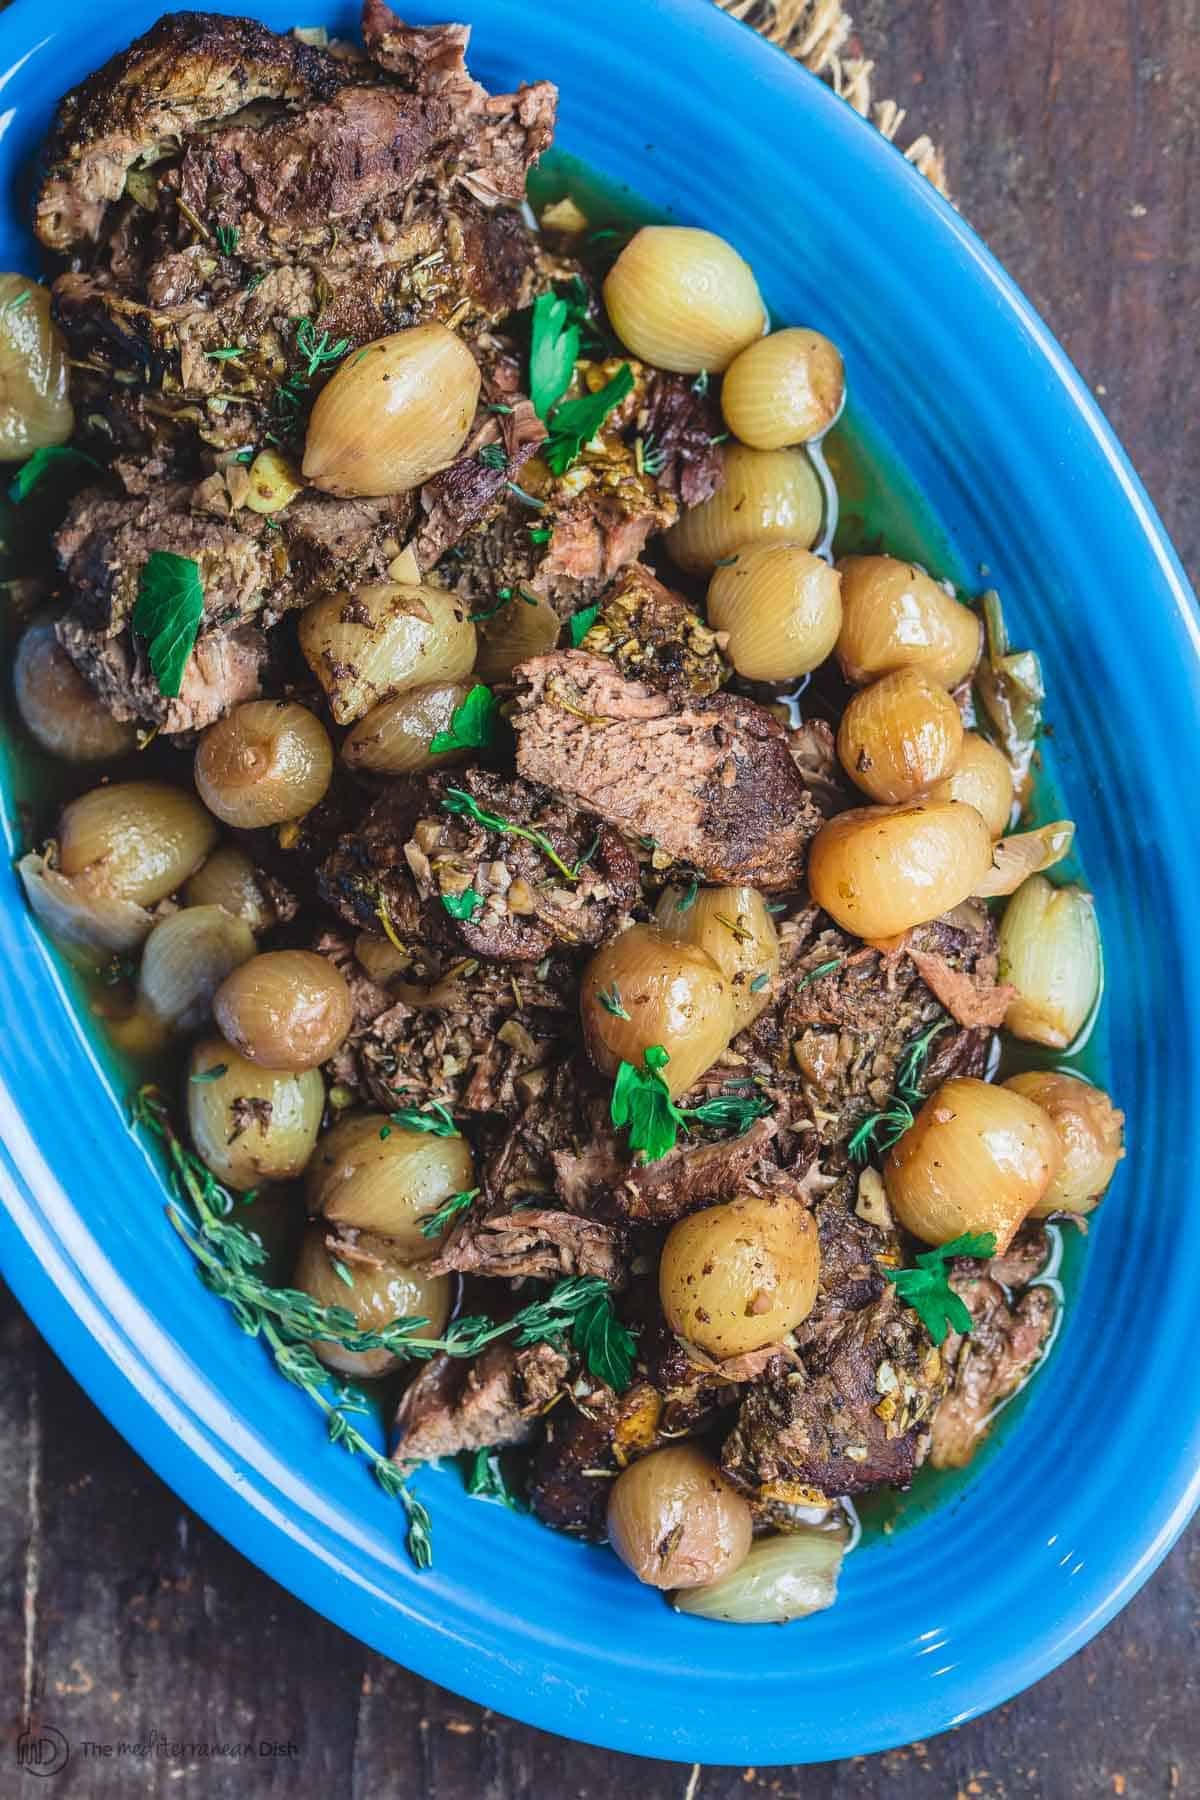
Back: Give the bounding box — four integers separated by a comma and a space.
2, 3, 1198, 1795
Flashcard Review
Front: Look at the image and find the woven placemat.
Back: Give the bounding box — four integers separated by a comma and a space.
716, 0, 949, 196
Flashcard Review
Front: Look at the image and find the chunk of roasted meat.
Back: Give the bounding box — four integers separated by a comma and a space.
39, 4, 557, 454
928, 1262, 1057, 1468
392, 1341, 569, 1462
511, 650, 822, 888
575, 562, 729, 700
318, 768, 639, 961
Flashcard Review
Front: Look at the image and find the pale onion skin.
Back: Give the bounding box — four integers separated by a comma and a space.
59, 780, 218, 907
659, 1190, 821, 1357
607, 1446, 753, 1590
836, 555, 983, 689
1004, 1071, 1125, 1216
302, 324, 481, 497
187, 1036, 324, 1191
807, 800, 993, 939
299, 581, 475, 726
183, 843, 281, 933
473, 590, 560, 684
923, 731, 1014, 837
305, 1112, 476, 1259
17, 851, 153, 955
138, 904, 255, 1033
213, 949, 354, 1070
579, 923, 735, 1098
243, 446, 303, 514
342, 680, 473, 774
602, 226, 765, 374
194, 700, 333, 829
884, 1075, 1063, 1252
664, 445, 823, 575
14, 618, 138, 762
835, 667, 965, 805
653, 884, 780, 1031
720, 328, 845, 448
672, 1521, 846, 1623
997, 875, 1101, 1048
973, 820, 1075, 899
0, 276, 73, 459
292, 1224, 451, 1379
705, 543, 842, 681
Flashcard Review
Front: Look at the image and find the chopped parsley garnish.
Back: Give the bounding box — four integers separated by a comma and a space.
132, 551, 205, 698
597, 982, 630, 1020
205, 346, 244, 362
528, 526, 552, 544
795, 956, 843, 989
542, 363, 635, 476
675, 880, 700, 913
569, 603, 599, 647
611, 1047, 772, 1162
389, 1101, 461, 1138
529, 288, 585, 420
572, 1282, 636, 1390
214, 224, 240, 256
441, 887, 483, 922
429, 682, 498, 755
9, 444, 101, 505
419, 1186, 480, 1240
478, 443, 508, 471
884, 1232, 997, 1346
465, 1446, 521, 1509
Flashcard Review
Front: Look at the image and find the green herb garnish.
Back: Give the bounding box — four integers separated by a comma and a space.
1, 288, 30, 320
610, 1047, 771, 1163
682, 1092, 772, 1134
465, 1446, 521, 1508
795, 956, 843, 989
9, 444, 101, 505
675, 880, 700, 913
528, 526, 552, 544
295, 316, 350, 378
596, 982, 630, 1020
542, 364, 634, 476
895, 1019, 951, 1103
884, 1232, 998, 1346
506, 480, 546, 510
214, 224, 240, 256
749, 972, 771, 993
429, 682, 498, 756
189, 1063, 228, 1084
205, 346, 245, 362
389, 1101, 461, 1138
132, 551, 205, 698
419, 1186, 480, 1239
478, 443, 508, 471
442, 787, 584, 883
331, 1258, 355, 1290
528, 288, 584, 420
569, 603, 599, 647
441, 887, 483, 922
847, 1098, 916, 1165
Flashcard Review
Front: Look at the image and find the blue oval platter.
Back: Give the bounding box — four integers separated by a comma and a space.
0, 0, 1197, 1766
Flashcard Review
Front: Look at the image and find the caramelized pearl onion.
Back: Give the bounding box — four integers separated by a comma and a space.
342, 681, 474, 774
653, 885, 780, 1031
836, 555, 982, 690
665, 445, 823, 574
195, 701, 333, 829
603, 226, 765, 374
884, 1076, 1062, 1252
305, 1113, 476, 1257
705, 543, 842, 681
997, 875, 1101, 1048
292, 1225, 450, 1380
659, 1190, 821, 1357
138, 904, 255, 1034
720, 327, 845, 447
187, 1037, 324, 1191
302, 323, 481, 497
59, 780, 218, 906
299, 582, 475, 726
836, 668, 964, 804
607, 1446, 753, 1589
580, 923, 734, 1098
924, 731, 1014, 837
213, 949, 354, 1070
807, 800, 993, 939
673, 1523, 846, 1623
183, 843, 282, 933
14, 619, 138, 763
1004, 1071, 1125, 1216
0, 276, 73, 459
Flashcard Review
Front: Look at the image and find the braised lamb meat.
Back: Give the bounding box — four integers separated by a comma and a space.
393, 1341, 569, 1461
511, 649, 822, 888
928, 1268, 1057, 1468
574, 562, 730, 701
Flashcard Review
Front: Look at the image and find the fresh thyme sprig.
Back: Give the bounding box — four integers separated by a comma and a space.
419, 1186, 480, 1239
441, 787, 591, 884
389, 1100, 461, 1138
894, 1018, 951, 1103
847, 1019, 953, 1164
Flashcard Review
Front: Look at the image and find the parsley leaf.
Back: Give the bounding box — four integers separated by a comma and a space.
441, 887, 483, 921
465, 1445, 522, 1508
9, 444, 101, 505
528, 526, 552, 544
572, 1284, 636, 1390
569, 603, 599, 647
542, 364, 635, 476
529, 290, 582, 420
611, 1046, 682, 1162
884, 1232, 998, 1347
132, 551, 205, 698
684, 1092, 772, 1133
429, 683, 498, 756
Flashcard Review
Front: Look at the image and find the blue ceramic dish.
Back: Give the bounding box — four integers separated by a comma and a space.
0, 0, 1198, 1766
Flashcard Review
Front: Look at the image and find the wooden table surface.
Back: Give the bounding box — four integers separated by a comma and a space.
2, 3, 1198, 1795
